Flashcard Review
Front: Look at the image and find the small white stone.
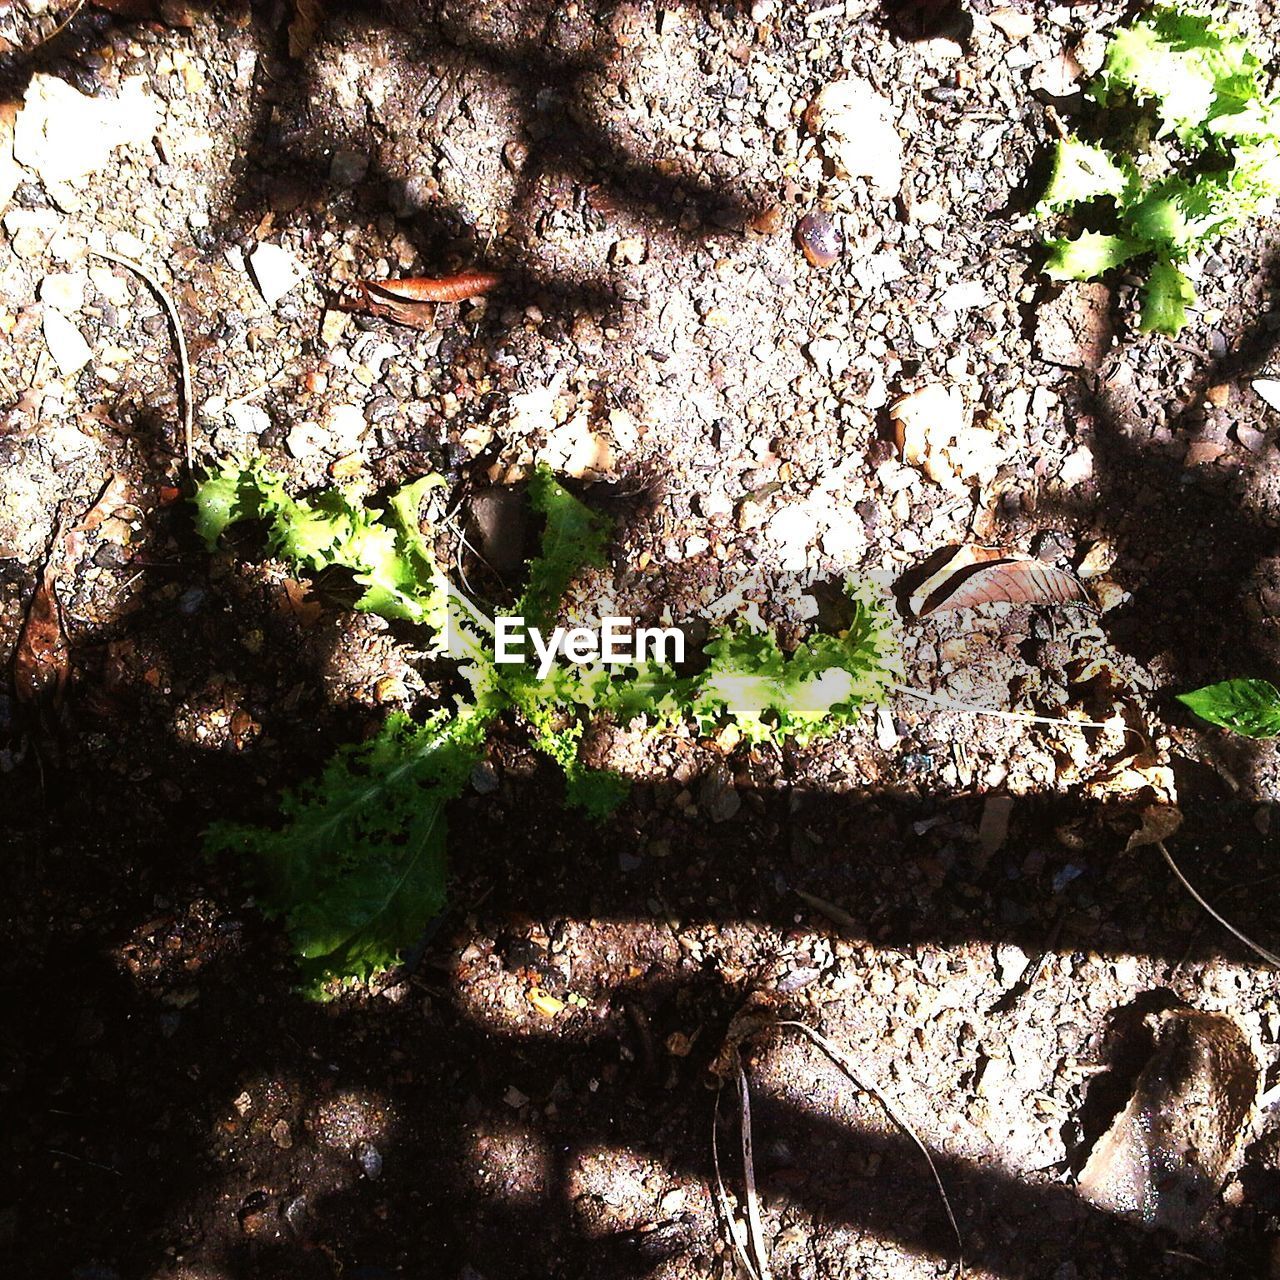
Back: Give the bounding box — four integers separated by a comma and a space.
767, 504, 817, 571
14, 74, 158, 185
286, 423, 326, 459
248, 242, 303, 307
227, 402, 271, 436
88, 264, 130, 305
325, 403, 366, 452
1252, 379, 1280, 413
1060, 445, 1094, 487
996, 944, 1030, 987
39, 271, 87, 314
42, 307, 92, 375
938, 280, 989, 312
807, 334, 847, 378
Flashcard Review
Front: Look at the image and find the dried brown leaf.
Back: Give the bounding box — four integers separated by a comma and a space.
279, 577, 323, 627
910, 545, 1092, 616
69, 472, 133, 538
288, 0, 324, 58
352, 273, 503, 329
354, 286, 436, 331
1126, 803, 1183, 852
13, 564, 68, 706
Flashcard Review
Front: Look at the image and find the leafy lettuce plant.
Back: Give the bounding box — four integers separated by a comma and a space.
195, 460, 901, 993
1036, 4, 1280, 335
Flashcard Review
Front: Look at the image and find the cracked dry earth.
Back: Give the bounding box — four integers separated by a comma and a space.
6, 1, 1280, 1278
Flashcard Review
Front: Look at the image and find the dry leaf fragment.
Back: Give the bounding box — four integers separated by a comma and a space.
907, 545, 1093, 616
1252, 379, 1280, 413
1030, 48, 1084, 99
288, 0, 324, 58
978, 794, 1014, 861
528, 988, 565, 1018
355, 273, 502, 330
69, 472, 133, 539
1079, 1007, 1259, 1237
1125, 803, 1183, 852
14, 564, 69, 705
890, 384, 1004, 490
989, 8, 1035, 41
279, 577, 323, 627
804, 77, 903, 196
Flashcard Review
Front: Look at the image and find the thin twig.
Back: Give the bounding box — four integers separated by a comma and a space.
893, 683, 1116, 731
48, 1147, 121, 1175
775, 1020, 965, 1275
225, 370, 289, 411
712, 1084, 762, 1280
738, 1062, 773, 1280
28, 0, 86, 50
1155, 839, 1280, 967
90, 248, 194, 471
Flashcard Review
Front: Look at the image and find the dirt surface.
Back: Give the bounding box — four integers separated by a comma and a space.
5, 2, 1280, 1278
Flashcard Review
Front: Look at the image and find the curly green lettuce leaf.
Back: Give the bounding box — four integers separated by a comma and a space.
1121, 172, 1246, 254
1091, 7, 1262, 144
1140, 259, 1195, 335
1178, 678, 1280, 739
208, 706, 493, 993
1036, 139, 1131, 216
1044, 231, 1147, 280
691, 583, 901, 744
192, 459, 275, 549
192, 464, 453, 642
507, 667, 630, 817
585, 659, 692, 727
518, 464, 611, 631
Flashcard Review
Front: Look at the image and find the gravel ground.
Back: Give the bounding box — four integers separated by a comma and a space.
4, 2, 1280, 1278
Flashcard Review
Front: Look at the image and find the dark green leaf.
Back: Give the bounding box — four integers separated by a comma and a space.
1178, 679, 1280, 739
518, 464, 611, 630
208, 707, 494, 993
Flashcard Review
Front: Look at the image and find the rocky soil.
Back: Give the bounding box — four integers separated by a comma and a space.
4, 2, 1280, 1279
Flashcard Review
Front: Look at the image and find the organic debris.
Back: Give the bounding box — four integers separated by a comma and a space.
13, 562, 68, 707
354, 273, 502, 330
712, 1000, 963, 1279
906, 545, 1092, 616
288, 0, 324, 58
804, 76, 903, 197
890, 384, 1004, 490
1079, 1007, 1259, 1236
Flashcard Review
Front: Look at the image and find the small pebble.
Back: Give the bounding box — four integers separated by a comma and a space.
329, 148, 370, 185
248, 242, 303, 307
355, 1141, 383, 1179
795, 210, 841, 268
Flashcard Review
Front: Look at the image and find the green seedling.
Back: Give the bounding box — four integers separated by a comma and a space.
194, 461, 902, 994
1036, 4, 1280, 335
